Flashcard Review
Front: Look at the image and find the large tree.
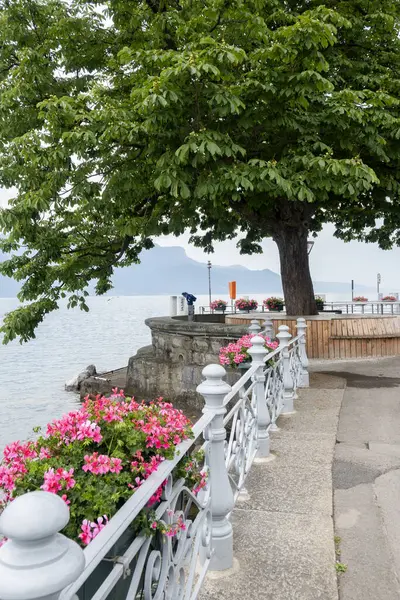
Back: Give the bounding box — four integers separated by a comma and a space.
1, 0, 400, 342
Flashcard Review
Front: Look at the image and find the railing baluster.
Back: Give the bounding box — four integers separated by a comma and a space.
197, 364, 235, 571
277, 325, 295, 414
248, 335, 270, 458
296, 317, 310, 388
0, 491, 85, 600
248, 319, 261, 334
262, 317, 274, 339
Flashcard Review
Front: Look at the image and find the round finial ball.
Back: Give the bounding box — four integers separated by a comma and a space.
250, 335, 265, 346
277, 324, 292, 343
0, 491, 69, 542
201, 364, 227, 380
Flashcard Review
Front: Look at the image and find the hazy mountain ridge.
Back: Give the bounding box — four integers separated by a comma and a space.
0, 245, 373, 297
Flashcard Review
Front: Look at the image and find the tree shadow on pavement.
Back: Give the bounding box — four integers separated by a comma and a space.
319, 371, 400, 389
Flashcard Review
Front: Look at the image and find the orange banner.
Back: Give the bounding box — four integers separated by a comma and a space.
229, 281, 237, 299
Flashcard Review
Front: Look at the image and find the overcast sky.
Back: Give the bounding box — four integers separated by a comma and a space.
1, 187, 399, 291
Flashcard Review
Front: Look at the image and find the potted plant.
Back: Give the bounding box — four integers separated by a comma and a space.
0, 391, 206, 598
353, 296, 368, 303
315, 296, 325, 311
263, 297, 284, 312
210, 299, 228, 312
219, 334, 278, 370
382, 295, 397, 302
235, 298, 258, 312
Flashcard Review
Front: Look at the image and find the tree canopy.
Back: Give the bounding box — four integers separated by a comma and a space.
1, 0, 400, 341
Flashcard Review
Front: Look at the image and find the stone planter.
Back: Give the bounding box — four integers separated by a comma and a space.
127, 316, 247, 409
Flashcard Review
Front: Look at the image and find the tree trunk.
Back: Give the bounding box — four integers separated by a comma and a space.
273, 227, 318, 316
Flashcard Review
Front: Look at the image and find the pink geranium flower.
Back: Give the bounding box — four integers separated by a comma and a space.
219, 334, 278, 369
0, 392, 202, 548
79, 516, 109, 545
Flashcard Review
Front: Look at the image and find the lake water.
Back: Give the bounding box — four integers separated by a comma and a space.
0, 292, 350, 450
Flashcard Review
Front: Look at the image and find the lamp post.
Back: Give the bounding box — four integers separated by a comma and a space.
207, 260, 212, 308
377, 273, 381, 298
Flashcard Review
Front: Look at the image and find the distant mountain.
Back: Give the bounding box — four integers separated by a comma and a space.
112, 246, 284, 294
0, 245, 373, 297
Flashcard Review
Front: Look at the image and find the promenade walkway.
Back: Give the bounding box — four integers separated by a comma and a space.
200, 357, 400, 600
200, 369, 343, 600
316, 357, 400, 600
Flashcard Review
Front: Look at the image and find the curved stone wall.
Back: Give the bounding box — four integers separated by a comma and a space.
127, 316, 247, 408
127, 311, 400, 407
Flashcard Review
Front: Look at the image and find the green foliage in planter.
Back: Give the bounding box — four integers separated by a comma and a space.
0, 392, 206, 546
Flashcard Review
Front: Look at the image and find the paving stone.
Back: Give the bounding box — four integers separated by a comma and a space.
335, 484, 400, 600
238, 460, 333, 515
199, 510, 338, 600
374, 470, 400, 578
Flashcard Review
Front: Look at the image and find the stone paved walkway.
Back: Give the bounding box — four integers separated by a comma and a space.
313, 357, 400, 600
200, 370, 344, 600
201, 357, 400, 600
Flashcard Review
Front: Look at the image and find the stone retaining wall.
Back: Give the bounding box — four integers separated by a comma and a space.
127, 316, 246, 408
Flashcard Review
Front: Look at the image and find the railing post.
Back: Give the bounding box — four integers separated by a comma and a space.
262, 317, 274, 340
248, 319, 261, 334
277, 325, 295, 414
296, 317, 309, 388
248, 336, 271, 458
0, 491, 85, 600
197, 364, 234, 571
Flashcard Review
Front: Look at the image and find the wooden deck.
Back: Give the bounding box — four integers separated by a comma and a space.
225, 314, 400, 359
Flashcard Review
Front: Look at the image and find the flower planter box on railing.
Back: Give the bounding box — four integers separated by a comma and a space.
0, 320, 309, 600
210, 299, 228, 312
263, 297, 284, 312
235, 298, 258, 312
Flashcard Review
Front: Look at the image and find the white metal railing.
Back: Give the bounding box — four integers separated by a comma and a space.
198, 305, 276, 315
0, 320, 309, 600
321, 301, 400, 315
199, 301, 400, 316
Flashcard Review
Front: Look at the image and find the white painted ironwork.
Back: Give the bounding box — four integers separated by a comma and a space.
277, 326, 295, 414
0, 324, 309, 600
324, 300, 400, 315
249, 337, 271, 458
264, 354, 284, 432
296, 318, 309, 387
198, 364, 234, 571
223, 373, 258, 501
288, 334, 303, 391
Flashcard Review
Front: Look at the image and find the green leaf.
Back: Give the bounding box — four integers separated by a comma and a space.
0, 0, 399, 339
